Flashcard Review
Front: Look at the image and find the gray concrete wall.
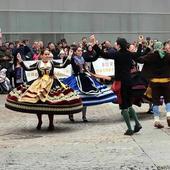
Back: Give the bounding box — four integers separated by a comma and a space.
0, 0, 170, 43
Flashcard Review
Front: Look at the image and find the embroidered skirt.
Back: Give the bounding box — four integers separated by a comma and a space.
5, 76, 83, 114
63, 74, 117, 106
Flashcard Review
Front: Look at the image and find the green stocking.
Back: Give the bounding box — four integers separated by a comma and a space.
121, 109, 132, 131
128, 106, 140, 126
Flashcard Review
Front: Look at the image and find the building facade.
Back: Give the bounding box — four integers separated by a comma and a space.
1, 0, 170, 43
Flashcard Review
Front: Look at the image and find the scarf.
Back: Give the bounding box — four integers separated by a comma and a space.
154, 41, 166, 59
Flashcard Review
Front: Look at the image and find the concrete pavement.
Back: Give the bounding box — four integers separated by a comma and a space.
0, 95, 170, 170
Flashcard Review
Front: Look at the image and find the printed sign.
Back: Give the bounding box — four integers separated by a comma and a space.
24, 58, 115, 81
93, 58, 115, 76
24, 60, 72, 81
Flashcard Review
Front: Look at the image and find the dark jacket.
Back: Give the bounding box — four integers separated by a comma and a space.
114, 49, 134, 84
93, 45, 140, 84
82, 48, 99, 73
137, 51, 170, 79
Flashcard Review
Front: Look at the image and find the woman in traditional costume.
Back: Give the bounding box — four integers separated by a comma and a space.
5, 49, 83, 130
63, 46, 117, 122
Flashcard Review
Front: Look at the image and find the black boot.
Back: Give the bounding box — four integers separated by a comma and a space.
36, 114, 42, 130
48, 124, 54, 131
146, 109, 154, 114
124, 129, 134, 136
47, 114, 54, 131
134, 124, 142, 133
69, 114, 75, 122
36, 121, 42, 130
82, 106, 88, 122
82, 116, 88, 122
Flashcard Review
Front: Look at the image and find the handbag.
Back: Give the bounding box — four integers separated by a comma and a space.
111, 81, 122, 104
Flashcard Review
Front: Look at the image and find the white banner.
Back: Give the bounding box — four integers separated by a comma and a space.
24, 58, 115, 81
24, 60, 72, 82
93, 58, 115, 76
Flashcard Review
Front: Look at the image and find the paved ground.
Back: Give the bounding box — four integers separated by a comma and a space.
1, 94, 170, 170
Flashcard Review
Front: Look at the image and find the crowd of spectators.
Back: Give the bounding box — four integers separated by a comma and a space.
0, 35, 170, 94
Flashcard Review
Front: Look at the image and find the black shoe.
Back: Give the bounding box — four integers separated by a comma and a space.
69, 115, 75, 122
82, 117, 88, 122
146, 109, 154, 114
47, 125, 54, 131
36, 121, 42, 130
167, 118, 170, 127
134, 124, 142, 133
124, 129, 134, 136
